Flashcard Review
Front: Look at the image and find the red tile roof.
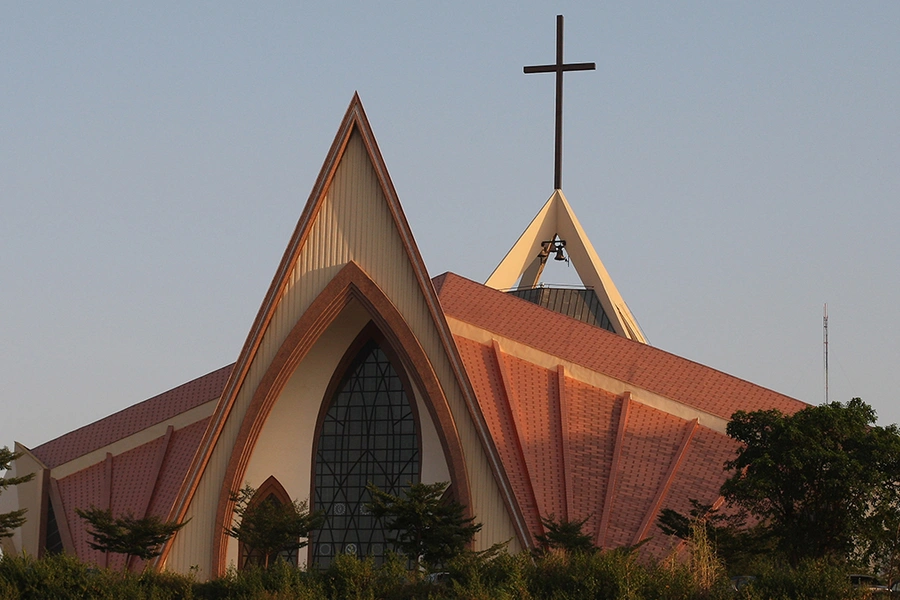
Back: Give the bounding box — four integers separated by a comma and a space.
455, 334, 746, 553
453, 336, 543, 538
602, 402, 687, 548
437, 272, 808, 555
642, 425, 736, 556
33, 365, 232, 468
565, 378, 620, 535
434, 272, 806, 420
56, 459, 107, 565
54, 416, 212, 568
147, 418, 210, 520
502, 352, 567, 524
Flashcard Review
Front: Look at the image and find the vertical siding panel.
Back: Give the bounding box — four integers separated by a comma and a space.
325, 189, 334, 271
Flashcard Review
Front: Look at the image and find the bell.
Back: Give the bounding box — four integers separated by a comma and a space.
553, 247, 566, 261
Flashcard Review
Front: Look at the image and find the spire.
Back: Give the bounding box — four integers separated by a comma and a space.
485, 190, 646, 343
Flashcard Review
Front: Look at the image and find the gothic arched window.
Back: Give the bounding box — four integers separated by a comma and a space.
238, 476, 298, 569
311, 337, 420, 568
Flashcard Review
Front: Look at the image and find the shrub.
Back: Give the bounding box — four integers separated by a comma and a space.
523, 549, 640, 600
0, 551, 207, 600
194, 559, 324, 600
445, 547, 527, 600
742, 558, 862, 600
226, 484, 322, 570
536, 514, 596, 555
324, 553, 382, 600
0, 552, 105, 600
0, 541, 878, 599
643, 556, 734, 600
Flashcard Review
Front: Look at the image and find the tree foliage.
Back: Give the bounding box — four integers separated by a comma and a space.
366, 481, 481, 572
658, 500, 771, 575
226, 484, 322, 569
535, 514, 595, 554
75, 507, 187, 566
721, 398, 900, 566
0, 447, 34, 539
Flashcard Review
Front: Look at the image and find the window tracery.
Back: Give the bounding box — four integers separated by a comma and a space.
312, 338, 420, 567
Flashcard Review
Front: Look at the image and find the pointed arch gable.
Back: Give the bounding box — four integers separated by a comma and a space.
209, 261, 471, 575
164, 95, 413, 538
157, 95, 531, 572
168, 96, 463, 531
252, 475, 292, 506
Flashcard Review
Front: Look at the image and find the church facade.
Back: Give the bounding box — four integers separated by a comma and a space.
1, 96, 805, 578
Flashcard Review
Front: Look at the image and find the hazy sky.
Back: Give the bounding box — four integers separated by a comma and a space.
3, 2, 899, 452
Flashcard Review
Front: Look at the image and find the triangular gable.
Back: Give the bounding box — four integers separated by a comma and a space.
485, 190, 646, 343
160, 95, 529, 575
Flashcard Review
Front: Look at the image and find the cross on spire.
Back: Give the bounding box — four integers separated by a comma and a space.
524, 15, 596, 191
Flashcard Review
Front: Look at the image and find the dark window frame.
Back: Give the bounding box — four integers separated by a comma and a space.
308, 322, 422, 567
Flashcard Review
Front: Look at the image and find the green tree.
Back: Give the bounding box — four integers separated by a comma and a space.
226, 484, 322, 569
0, 446, 34, 538
75, 507, 187, 568
535, 514, 595, 554
366, 481, 481, 573
721, 398, 900, 566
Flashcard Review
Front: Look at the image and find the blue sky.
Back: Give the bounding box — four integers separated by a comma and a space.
2, 2, 899, 451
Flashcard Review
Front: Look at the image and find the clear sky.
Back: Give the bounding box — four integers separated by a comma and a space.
2, 2, 899, 452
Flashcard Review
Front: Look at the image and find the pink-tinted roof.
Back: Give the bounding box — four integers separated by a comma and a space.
434, 272, 806, 420
33, 364, 232, 468
454, 333, 742, 554
146, 418, 211, 521
439, 273, 809, 555
56, 459, 107, 565
453, 336, 543, 537
54, 416, 211, 569
602, 401, 688, 549
641, 425, 737, 557
564, 377, 620, 535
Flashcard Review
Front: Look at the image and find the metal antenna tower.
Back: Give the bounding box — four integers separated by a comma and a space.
823, 303, 829, 404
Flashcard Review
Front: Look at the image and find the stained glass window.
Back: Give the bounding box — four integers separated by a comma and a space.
312, 341, 420, 567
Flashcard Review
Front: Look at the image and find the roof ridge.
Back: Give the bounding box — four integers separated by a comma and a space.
436, 274, 806, 419
32, 364, 233, 468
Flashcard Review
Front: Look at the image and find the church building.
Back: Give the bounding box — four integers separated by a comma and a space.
1, 95, 805, 578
